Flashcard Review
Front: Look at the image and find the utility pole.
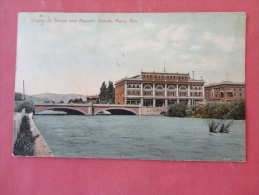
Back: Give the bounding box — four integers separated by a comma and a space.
23, 80, 26, 100
164, 60, 166, 73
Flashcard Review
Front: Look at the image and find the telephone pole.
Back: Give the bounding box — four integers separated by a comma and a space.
23, 80, 26, 100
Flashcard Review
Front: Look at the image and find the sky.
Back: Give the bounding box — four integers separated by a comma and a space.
15, 12, 246, 96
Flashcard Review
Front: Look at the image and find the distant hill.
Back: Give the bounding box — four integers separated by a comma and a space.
31, 93, 87, 103
24, 95, 48, 102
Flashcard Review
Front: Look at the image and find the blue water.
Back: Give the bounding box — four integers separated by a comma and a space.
33, 115, 245, 161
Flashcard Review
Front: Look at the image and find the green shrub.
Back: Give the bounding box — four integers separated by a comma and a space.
167, 104, 189, 117
225, 100, 245, 120
194, 100, 245, 120
14, 101, 34, 113
208, 119, 234, 133
208, 119, 220, 133
218, 120, 234, 133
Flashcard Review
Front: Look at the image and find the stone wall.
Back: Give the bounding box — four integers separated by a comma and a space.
140, 107, 167, 115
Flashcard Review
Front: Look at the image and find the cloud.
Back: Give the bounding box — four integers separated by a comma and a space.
16, 13, 246, 95
144, 23, 155, 28
200, 31, 236, 52
169, 26, 190, 41
189, 44, 202, 51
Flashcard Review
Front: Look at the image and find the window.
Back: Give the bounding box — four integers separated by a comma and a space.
155, 85, 164, 96
144, 91, 151, 96
167, 85, 176, 97
143, 99, 153, 107
144, 85, 152, 90
227, 92, 233, 97
127, 99, 140, 105
179, 86, 187, 97
143, 85, 152, 96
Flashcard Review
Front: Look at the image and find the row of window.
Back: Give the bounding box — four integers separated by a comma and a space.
207, 87, 243, 92
142, 74, 189, 81
206, 92, 243, 98
143, 85, 188, 91
127, 90, 203, 97
126, 84, 203, 91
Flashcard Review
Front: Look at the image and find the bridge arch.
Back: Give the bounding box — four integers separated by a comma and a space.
36, 107, 87, 115
94, 108, 137, 115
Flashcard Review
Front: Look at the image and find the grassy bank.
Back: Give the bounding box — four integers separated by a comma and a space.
13, 116, 39, 156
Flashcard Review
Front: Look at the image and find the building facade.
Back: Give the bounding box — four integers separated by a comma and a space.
86, 95, 99, 104
204, 81, 245, 102
115, 71, 205, 107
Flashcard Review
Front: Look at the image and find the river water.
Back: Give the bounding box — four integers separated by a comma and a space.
33, 115, 245, 161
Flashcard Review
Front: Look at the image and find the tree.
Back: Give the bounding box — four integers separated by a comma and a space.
73, 98, 79, 103
99, 81, 107, 103
107, 81, 115, 104
78, 98, 84, 104
15, 92, 23, 101
167, 104, 189, 117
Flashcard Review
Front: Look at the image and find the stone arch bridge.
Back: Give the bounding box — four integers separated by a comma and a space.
34, 103, 167, 116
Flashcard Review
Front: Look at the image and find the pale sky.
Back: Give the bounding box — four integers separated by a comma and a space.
15, 12, 246, 96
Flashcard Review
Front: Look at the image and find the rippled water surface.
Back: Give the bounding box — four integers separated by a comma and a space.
33, 115, 245, 161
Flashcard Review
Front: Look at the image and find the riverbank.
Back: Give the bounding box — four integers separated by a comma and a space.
13, 112, 53, 157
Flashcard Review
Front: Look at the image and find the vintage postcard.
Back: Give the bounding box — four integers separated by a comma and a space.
13, 12, 246, 161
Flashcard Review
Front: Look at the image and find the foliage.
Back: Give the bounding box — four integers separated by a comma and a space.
15, 92, 23, 101
218, 120, 234, 133
208, 119, 220, 133
14, 100, 34, 113
13, 116, 39, 156
68, 98, 85, 104
99, 81, 107, 103
193, 101, 245, 120
167, 104, 189, 117
107, 81, 115, 104
225, 100, 245, 120
208, 119, 234, 134
98, 81, 115, 104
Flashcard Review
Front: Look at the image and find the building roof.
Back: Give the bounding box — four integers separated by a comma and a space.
115, 71, 204, 84
87, 95, 98, 98
205, 81, 245, 88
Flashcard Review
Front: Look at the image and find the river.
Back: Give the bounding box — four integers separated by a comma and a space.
33, 115, 245, 161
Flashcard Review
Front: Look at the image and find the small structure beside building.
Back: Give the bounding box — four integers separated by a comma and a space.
204, 81, 245, 102
115, 71, 205, 107
86, 95, 99, 104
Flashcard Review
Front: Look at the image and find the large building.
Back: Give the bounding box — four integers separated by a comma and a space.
115, 71, 205, 107
204, 81, 245, 102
